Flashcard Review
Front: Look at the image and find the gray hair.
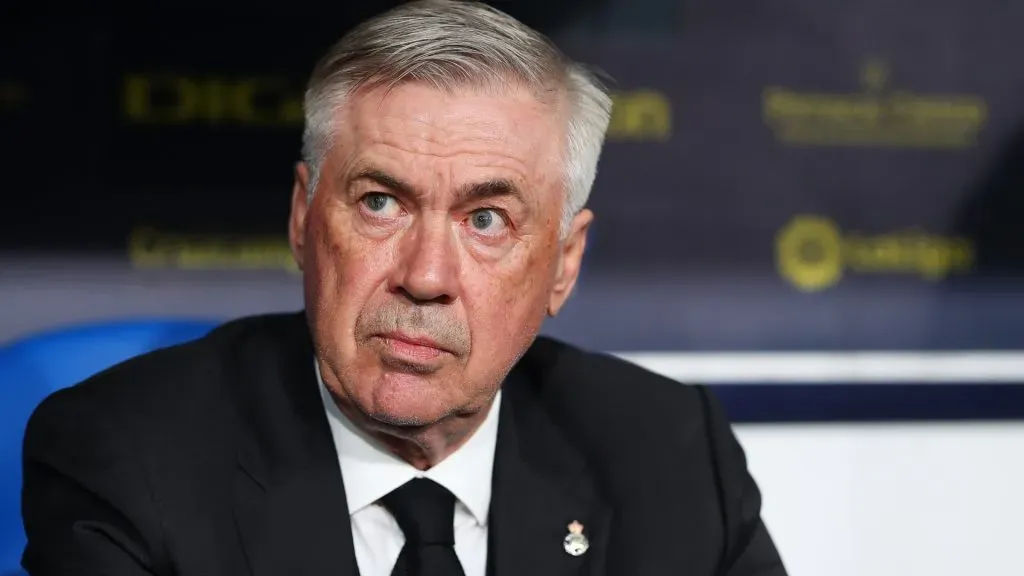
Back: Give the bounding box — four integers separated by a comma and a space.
301, 0, 613, 236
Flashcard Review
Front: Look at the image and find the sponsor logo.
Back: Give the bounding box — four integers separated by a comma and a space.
775, 214, 974, 291
123, 74, 671, 140
608, 89, 672, 140
123, 75, 302, 127
762, 60, 987, 148
129, 227, 298, 273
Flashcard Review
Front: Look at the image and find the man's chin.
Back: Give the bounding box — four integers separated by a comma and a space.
362, 375, 453, 429
360, 402, 456, 435
367, 410, 438, 429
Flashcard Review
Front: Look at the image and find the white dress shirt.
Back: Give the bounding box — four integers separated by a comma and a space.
316, 361, 501, 576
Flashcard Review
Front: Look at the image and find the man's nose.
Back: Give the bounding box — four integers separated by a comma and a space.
389, 217, 460, 304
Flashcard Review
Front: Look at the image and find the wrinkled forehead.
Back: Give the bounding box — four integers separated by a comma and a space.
330, 82, 569, 195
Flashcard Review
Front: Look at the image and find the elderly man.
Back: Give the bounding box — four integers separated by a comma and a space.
21, 2, 786, 575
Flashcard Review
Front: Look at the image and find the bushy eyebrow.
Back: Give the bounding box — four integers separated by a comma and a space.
351, 167, 527, 208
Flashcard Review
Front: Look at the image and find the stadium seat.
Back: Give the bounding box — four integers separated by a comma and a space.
0, 319, 220, 576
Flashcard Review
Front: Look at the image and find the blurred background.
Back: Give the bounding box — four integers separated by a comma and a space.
1, 0, 1023, 574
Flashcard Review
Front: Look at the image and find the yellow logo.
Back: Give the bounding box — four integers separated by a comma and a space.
129, 227, 299, 273
608, 90, 672, 140
776, 216, 845, 291
763, 60, 987, 148
123, 75, 303, 127
122, 74, 671, 140
776, 215, 974, 291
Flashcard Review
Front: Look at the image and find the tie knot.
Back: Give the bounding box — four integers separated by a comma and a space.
381, 478, 457, 545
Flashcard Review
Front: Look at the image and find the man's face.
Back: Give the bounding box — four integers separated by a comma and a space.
289, 82, 591, 427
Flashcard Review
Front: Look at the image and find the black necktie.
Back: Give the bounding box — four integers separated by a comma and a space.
381, 478, 467, 576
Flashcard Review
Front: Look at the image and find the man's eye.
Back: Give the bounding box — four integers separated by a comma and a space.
469, 209, 508, 234
361, 193, 400, 216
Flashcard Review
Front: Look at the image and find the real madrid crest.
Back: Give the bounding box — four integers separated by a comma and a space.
563, 520, 589, 556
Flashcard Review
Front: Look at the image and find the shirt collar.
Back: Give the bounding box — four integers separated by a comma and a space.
316, 359, 501, 526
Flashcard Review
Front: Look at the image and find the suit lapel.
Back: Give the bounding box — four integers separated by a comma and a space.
229, 313, 359, 576
489, 364, 613, 576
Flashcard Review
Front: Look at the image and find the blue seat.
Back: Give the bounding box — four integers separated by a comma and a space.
0, 318, 221, 576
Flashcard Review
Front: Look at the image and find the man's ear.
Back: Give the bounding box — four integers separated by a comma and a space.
546, 209, 593, 317
288, 162, 311, 271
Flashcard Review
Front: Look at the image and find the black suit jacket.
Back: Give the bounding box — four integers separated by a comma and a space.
21, 312, 787, 576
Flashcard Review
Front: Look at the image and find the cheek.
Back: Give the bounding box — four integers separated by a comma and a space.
305, 212, 391, 342
466, 252, 553, 356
